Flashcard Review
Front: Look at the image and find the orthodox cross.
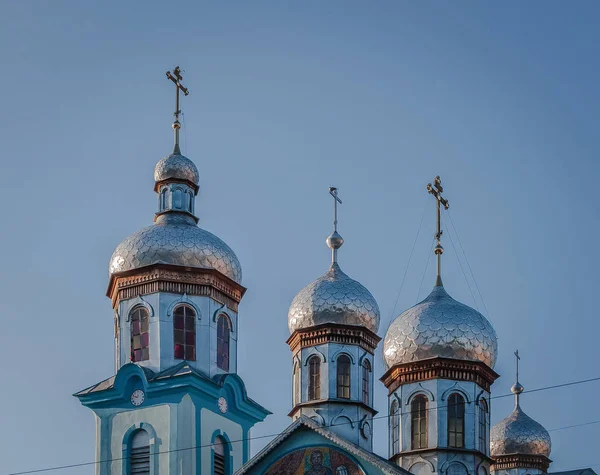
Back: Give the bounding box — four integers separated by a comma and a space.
513, 349, 524, 405
327, 187, 344, 264
515, 349, 520, 383
165, 66, 189, 153
427, 176, 449, 286
329, 187, 342, 232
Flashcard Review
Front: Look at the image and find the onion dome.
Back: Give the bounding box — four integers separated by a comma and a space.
383, 284, 498, 369
288, 262, 380, 334
491, 382, 552, 458
109, 213, 242, 283
154, 152, 199, 186
288, 187, 380, 334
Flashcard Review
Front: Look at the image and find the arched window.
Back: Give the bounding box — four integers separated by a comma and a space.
447, 464, 468, 475
130, 429, 150, 474
173, 305, 196, 361
186, 190, 194, 213
336, 355, 351, 399
362, 359, 371, 405
479, 398, 488, 453
293, 362, 300, 405
411, 395, 428, 449
217, 315, 231, 371
308, 356, 321, 400
448, 393, 465, 448
213, 435, 228, 475
160, 187, 168, 211
173, 188, 183, 209
130, 307, 149, 362
391, 400, 400, 454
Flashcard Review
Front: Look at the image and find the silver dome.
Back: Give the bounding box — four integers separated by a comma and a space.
490, 405, 552, 457
383, 285, 497, 369
288, 262, 380, 334
109, 214, 242, 283
154, 152, 199, 185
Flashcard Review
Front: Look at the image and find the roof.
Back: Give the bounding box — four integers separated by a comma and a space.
235, 415, 410, 475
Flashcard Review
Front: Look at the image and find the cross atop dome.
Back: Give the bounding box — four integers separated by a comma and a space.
427, 175, 449, 287
326, 187, 344, 263
165, 66, 189, 154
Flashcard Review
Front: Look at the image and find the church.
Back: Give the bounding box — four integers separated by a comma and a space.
74, 68, 597, 475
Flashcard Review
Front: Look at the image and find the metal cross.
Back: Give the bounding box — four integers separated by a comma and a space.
427, 176, 449, 285
165, 66, 189, 152
329, 187, 343, 232
514, 349, 520, 383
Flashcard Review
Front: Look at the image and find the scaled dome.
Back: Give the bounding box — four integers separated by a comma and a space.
288, 263, 380, 334
383, 285, 497, 369
154, 152, 200, 185
109, 215, 242, 283
491, 405, 552, 458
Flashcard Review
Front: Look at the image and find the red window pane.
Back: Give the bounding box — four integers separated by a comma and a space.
186, 346, 195, 361
134, 349, 142, 361
141, 332, 149, 347
132, 321, 141, 336
185, 331, 195, 345
174, 330, 184, 345
174, 315, 184, 330
174, 344, 184, 359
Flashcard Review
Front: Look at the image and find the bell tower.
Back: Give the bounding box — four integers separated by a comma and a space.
286, 187, 381, 450
382, 176, 499, 475
75, 67, 269, 475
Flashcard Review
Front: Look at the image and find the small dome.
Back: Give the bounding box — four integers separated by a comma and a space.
154, 152, 199, 185
383, 285, 497, 369
491, 405, 552, 457
109, 215, 241, 283
288, 263, 380, 334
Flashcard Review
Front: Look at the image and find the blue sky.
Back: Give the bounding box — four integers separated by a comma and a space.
1, 1, 599, 473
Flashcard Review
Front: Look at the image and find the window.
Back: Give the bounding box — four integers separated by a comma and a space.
411, 395, 428, 449
130, 429, 150, 474
308, 356, 321, 400
293, 362, 300, 405
479, 398, 488, 453
173, 188, 182, 209
362, 359, 371, 405
448, 393, 465, 448
130, 307, 149, 362
337, 355, 351, 399
391, 401, 400, 454
160, 188, 168, 211
217, 315, 231, 371
186, 190, 194, 213
213, 436, 228, 475
173, 305, 196, 361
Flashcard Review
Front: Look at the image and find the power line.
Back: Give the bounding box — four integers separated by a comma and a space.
416, 237, 435, 302
8, 374, 600, 475
387, 197, 429, 325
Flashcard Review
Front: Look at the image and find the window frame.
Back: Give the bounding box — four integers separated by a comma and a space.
213, 435, 228, 475
173, 305, 196, 361
362, 359, 371, 405
391, 400, 400, 454
336, 354, 351, 399
293, 362, 300, 405
216, 314, 231, 371
130, 306, 150, 363
411, 395, 428, 450
479, 398, 488, 453
448, 393, 466, 448
308, 356, 321, 400
129, 429, 150, 475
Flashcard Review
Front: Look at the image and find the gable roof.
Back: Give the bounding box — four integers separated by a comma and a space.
235, 415, 410, 475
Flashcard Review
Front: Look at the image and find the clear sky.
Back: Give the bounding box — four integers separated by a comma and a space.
0, 1, 599, 474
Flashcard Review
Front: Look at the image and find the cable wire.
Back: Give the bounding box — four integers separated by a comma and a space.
8, 374, 600, 474
387, 197, 430, 326
416, 238, 435, 302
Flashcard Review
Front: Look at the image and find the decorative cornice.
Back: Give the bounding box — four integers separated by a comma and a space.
392, 447, 493, 465
287, 323, 381, 354
288, 398, 378, 418
491, 453, 551, 472
107, 264, 246, 312
380, 357, 499, 394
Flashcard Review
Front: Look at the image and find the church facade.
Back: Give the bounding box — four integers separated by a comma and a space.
75, 69, 595, 475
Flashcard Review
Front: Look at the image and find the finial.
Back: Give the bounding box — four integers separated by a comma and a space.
326, 187, 344, 264
166, 66, 189, 155
427, 176, 449, 286
511, 349, 524, 407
